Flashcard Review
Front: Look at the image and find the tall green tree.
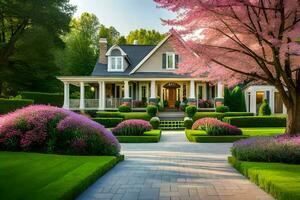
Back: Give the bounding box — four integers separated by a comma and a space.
58, 13, 100, 76
0, 0, 75, 95
126, 29, 166, 45
99, 25, 120, 45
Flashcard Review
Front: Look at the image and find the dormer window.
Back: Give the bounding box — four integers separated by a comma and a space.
108, 56, 123, 71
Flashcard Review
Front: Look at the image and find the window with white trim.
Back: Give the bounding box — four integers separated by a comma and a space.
108, 56, 123, 71
166, 52, 176, 69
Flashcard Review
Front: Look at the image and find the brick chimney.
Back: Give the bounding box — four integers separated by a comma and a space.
99, 38, 107, 64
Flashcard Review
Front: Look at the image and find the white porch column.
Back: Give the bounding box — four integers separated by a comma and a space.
189, 80, 196, 99
217, 81, 224, 98
102, 81, 106, 109
63, 82, 69, 109
250, 90, 257, 114
79, 82, 85, 110
98, 81, 102, 110
124, 80, 130, 99
150, 80, 156, 99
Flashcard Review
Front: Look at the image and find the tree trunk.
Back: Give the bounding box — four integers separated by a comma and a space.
286, 94, 300, 135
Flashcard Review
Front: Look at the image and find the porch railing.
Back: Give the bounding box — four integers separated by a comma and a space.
69, 99, 80, 109
197, 99, 215, 109
105, 98, 122, 109
85, 99, 99, 108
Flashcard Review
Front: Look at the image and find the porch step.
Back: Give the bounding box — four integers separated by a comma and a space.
158, 112, 185, 120
159, 120, 185, 130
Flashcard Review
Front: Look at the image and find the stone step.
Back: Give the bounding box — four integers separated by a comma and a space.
158, 112, 185, 121
159, 120, 185, 130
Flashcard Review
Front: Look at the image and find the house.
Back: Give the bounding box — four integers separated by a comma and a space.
57, 33, 224, 111
57, 32, 286, 115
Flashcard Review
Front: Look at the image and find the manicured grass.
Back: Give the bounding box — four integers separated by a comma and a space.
116, 130, 161, 143
241, 127, 285, 136
185, 129, 249, 143
229, 156, 300, 200
0, 151, 123, 200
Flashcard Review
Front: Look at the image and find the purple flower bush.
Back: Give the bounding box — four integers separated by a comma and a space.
112, 119, 152, 136
232, 135, 300, 164
192, 118, 242, 136
0, 105, 120, 156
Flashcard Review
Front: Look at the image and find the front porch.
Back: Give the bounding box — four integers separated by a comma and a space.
59, 77, 224, 111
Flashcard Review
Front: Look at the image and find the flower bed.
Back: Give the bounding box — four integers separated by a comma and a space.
192, 118, 242, 136
112, 119, 152, 136
0, 105, 120, 156
232, 135, 300, 164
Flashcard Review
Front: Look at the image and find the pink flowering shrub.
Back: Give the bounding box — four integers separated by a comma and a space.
0, 105, 120, 156
112, 119, 152, 136
192, 118, 242, 136
232, 135, 300, 164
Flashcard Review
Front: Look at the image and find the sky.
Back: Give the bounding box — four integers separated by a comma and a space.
69, 0, 176, 36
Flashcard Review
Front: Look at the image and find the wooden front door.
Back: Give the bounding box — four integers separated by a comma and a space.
168, 88, 177, 108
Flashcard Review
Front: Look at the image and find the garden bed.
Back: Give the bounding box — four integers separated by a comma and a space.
229, 156, 300, 200
0, 151, 124, 200
116, 130, 161, 143
185, 129, 249, 143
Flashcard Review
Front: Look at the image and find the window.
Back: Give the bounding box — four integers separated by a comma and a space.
108, 56, 123, 71
166, 53, 175, 69
198, 85, 203, 99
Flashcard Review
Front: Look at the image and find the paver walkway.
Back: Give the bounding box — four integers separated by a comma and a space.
77, 131, 273, 200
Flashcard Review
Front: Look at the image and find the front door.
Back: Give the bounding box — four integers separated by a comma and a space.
168, 88, 177, 108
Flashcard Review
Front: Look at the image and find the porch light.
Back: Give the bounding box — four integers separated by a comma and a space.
90, 87, 95, 92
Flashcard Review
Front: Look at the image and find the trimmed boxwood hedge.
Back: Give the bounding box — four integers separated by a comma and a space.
96, 112, 151, 121
20, 92, 63, 107
193, 112, 254, 121
92, 118, 123, 128
116, 130, 161, 143
0, 98, 34, 114
223, 116, 286, 127
185, 129, 249, 143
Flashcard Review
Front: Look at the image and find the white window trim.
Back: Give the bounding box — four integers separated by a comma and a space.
166, 52, 176, 70
108, 56, 124, 72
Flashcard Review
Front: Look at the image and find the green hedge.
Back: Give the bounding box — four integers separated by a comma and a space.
185, 129, 249, 143
223, 116, 286, 127
20, 92, 63, 107
96, 112, 151, 121
96, 112, 124, 119
92, 118, 123, 128
193, 112, 254, 121
229, 157, 300, 200
0, 98, 34, 114
116, 130, 161, 143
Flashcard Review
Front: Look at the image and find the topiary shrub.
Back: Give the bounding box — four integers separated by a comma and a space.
225, 86, 246, 112
185, 105, 197, 117
184, 117, 193, 129
146, 105, 158, 117
259, 99, 272, 116
216, 105, 229, 113
232, 135, 300, 164
112, 120, 152, 136
0, 105, 120, 156
118, 105, 131, 112
192, 118, 242, 136
150, 117, 160, 129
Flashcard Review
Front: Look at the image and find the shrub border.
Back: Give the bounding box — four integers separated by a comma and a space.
228, 156, 300, 200
185, 129, 249, 143
116, 130, 161, 143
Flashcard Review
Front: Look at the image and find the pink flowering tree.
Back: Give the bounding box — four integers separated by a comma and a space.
155, 0, 300, 135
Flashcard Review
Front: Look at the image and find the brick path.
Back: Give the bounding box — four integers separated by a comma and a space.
77, 131, 273, 200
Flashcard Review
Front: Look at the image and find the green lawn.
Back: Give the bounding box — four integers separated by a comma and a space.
241, 127, 285, 136
0, 151, 123, 200
116, 130, 161, 143
229, 157, 300, 200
